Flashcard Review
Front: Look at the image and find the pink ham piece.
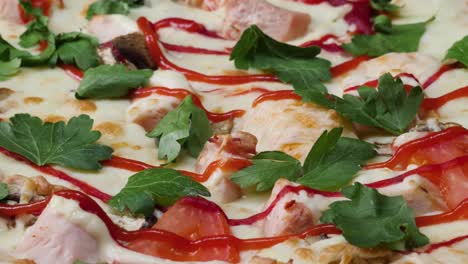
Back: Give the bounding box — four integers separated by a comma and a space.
0, 0, 21, 23
222, 0, 311, 41
196, 132, 257, 203
14, 209, 100, 264
262, 179, 315, 237
182, 0, 226, 10
127, 94, 182, 132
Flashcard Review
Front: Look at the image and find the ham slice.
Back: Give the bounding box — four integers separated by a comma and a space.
14, 209, 100, 264
196, 132, 257, 203
182, 0, 226, 10
0, 0, 21, 23
222, 0, 311, 41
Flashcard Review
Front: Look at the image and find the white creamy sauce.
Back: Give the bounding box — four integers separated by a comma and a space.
0, 0, 467, 263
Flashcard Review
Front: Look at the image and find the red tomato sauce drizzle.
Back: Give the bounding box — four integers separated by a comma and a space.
59, 64, 84, 81
422, 63, 463, 89
422, 86, 468, 110
366, 126, 468, 170
1, 190, 467, 261
130, 87, 245, 122
293, 0, 373, 34
139, 17, 280, 85
343, 73, 420, 93
18, 0, 52, 24
103, 155, 251, 183
0, 147, 111, 202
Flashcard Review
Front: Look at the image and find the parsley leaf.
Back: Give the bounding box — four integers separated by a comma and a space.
75, 64, 152, 98
333, 73, 423, 135
370, 0, 400, 12
343, 16, 430, 57
321, 183, 429, 250
86, 0, 145, 20
49, 32, 100, 70
230, 25, 332, 107
0, 183, 8, 200
444, 35, 468, 67
231, 151, 302, 191
19, 15, 51, 48
147, 96, 212, 163
18, 0, 53, 48
0, 114, 113, 170
298, 128, 376, 191
108, 168, 210, 217
231, 128, 376, 192
0, 58, 21, 81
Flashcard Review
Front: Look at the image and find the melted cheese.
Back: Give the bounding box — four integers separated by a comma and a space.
0, 0, 467, 263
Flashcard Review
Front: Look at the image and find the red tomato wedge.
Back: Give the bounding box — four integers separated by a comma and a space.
128, 197, 240, 262
367, 126, 468, 170
417, 156, 468, 210
439, 165, 468, 210
18, 0, 52, 23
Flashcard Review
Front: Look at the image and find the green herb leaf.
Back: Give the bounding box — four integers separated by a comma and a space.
19, 15, 51, 48
0, 114, 113, 170
76, 64, 152, 98
444, 35, 468, 67
370, 0, 400, 12
230, 25, 332, 107
343, 17, 430, 57
231, 151, 302, 191
0, 58, 21, 81
297, 128, 376, 191
321, 183, 429, 250
231, 128, 375, 192
0, 183, 9, 200
49, 32, 100, 70
108, 168, 210, 217
86, 0, 144, 20
333, 73, 423, 135
147, 96, 212, 163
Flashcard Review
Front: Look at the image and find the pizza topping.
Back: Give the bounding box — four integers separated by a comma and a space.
0, 114, 113, 170
370, 0, 400, 12
111, 33, 156, 69
49, 32, 100, 70
108, 168, 210, 217
232, 151, 302, 192
0, 58, 21, 81
333, 73, 424, 135
230, 25, 332, 107
321, 183, 429, 251
14, 206, 100, 264
444, 35, 468, 67
128, 196, 239, 262
0, 0, 22, 23
18, 1, 50, 48
86, 0, 145, 20
75, 64, 152, 98
147, 96, 213, 163
0, 182, 8, 200
1, 174, 64, 203
232, 128, 376, 192
222, 0, 311, 42
343, 16, 432, 57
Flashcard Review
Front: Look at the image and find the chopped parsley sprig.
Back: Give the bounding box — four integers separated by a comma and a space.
231, 128, 376, 192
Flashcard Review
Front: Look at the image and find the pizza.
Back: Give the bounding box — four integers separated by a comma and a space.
0, 0, 467, 263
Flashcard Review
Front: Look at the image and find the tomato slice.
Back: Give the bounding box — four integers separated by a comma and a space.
367, 127, 468, 170
439, 164, 468, 210
128, 197, 239, 262
18, 0, 53, 23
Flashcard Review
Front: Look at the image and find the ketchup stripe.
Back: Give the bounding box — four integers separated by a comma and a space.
0, 147, 112, 202
138, 17, 280, 85
131, 87, 246, 122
